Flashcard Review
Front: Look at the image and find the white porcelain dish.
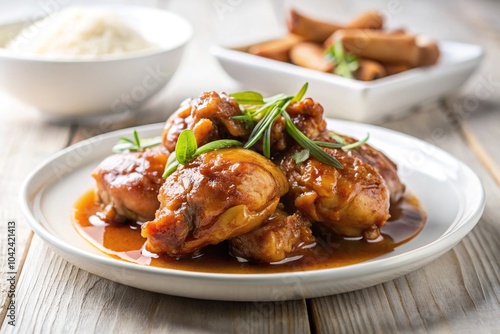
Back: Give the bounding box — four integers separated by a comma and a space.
0, 6, 192, 118
20, 120, 485, 301
212, 41, 484, 122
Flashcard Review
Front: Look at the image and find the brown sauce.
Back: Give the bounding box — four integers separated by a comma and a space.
73, 189, 426, 274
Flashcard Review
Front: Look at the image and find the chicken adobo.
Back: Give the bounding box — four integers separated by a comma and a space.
80, 84, 425, 269
92, 146, 168, 223
142, 148, 288, 256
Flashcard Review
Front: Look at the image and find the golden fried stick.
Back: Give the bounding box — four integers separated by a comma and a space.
384, 63, 411, 75
416, 36, 440, 66
290, 42, 334, 72
355, 59, 386, 81
346, 11, 384, 29
288, 9, 342, 43
248, 34, 303, 62
329, 29, 420, 67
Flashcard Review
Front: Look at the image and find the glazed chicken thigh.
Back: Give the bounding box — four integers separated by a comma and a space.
280, 140, 390, 239
340, 134, 405, 203
142, 148, 289, 256
92, 147, 168, 223
162, 91, 249, 152
229, 208, 315, 263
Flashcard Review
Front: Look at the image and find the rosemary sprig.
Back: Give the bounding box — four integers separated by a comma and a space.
233, 84, 307, 159
282, 111, 344, 169
229, 91, 264, 105
325, 40, 360, 79
230, 83, 342, 168
112, 129, 162, 154
244, 104, 283, 153
230, 83, 371, 168
329, 132, 345, 145
161, 83, 371, 177
230, 83, 346, 168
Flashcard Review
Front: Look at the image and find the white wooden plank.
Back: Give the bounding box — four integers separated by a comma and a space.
3, 236, 310, 333
0, 93, 71, 322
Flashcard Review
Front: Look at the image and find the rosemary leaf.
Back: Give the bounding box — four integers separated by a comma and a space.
232, 115, 254, 121
111, 131, 161, 154
262, 118, 273, 159
195, 139, 242, 156
293, 149, 310, 164
342, 133, 370, 151
283, 111, 343, 169
314, 141, 345, 149
291, 82, 308, 103
140, 137, 163, 149
329, 132, 346, 145
230, 91, 265, 105
133, 130, 141, 148
244, 104, 281, 149
111, 142, 136, 154
163, 151, 179, 178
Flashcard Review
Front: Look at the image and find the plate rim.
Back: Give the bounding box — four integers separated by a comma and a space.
20, 121, 485, 285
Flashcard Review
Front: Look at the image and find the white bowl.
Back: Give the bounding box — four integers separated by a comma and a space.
0, 5, 193, 118
212, 40, 484, 122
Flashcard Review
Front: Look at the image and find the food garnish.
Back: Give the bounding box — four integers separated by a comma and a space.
247, 10, 440, 81
112, 129, 161, 153
231, 83, 343, 169
163, 130, 242, 178
340, 133, 370, 150
324, 40, 360, 79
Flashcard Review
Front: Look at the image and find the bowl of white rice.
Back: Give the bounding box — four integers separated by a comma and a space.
0, 5, 193, 118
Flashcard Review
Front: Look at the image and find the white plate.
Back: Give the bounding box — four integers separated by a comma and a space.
20, 121, 485, 301
212, 41, 483, 122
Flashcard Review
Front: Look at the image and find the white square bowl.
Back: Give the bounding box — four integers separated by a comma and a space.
212, 40, 483, 122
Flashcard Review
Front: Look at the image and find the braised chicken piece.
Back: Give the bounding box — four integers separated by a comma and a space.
142, 148, 289, 256
286, 97, 327, 139
229, 208, 315, 263
162, 93, 328, 156
339, 134, 405, 203
279, 141, 390, 239
261, 97, 328, 153
162, 91, 249, 152
92, 147, 168, 223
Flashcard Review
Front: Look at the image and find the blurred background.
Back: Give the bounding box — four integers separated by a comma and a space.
0, 0, 489, 121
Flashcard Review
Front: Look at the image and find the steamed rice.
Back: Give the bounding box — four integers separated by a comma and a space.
6, 7, 155, 57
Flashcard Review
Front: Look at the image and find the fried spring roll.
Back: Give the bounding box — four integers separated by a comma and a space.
290, 42, 334, 72
386, 28, 407, 35
329, 29, 420, 67
248, 34, 303, 62
384, 64, 411, 75
355, 59, 386, 81
288, 9, 342, 43
416, 35, 440, 66
346, 11, 384, 30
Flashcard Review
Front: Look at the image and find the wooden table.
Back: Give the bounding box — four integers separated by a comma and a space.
1, 1, 499, 332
